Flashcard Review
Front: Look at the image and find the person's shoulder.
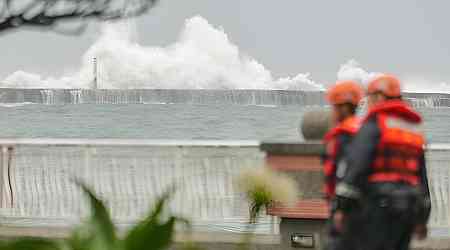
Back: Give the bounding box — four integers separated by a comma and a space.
361, 115, 379, 128
357, 115, 381, 138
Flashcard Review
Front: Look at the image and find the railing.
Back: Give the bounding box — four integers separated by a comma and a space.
0, 139, 448, 237
426, 144, 450, 237
0, 139, 278, 234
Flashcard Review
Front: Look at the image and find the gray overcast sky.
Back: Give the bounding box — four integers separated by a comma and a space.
1, 0, 450, 84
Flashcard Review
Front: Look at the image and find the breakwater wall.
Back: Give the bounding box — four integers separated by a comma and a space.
0, 89, 449, 107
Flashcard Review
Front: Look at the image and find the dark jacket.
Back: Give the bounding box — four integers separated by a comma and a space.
336, 102, 431, 224
323, 133, 353, 199
322, 116, 360, 200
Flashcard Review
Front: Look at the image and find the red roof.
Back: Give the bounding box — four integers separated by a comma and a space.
267, 199, 329, 219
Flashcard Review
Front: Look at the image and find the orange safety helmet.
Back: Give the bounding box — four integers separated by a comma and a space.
367, 74, 402, 98
326, 80, 363, 106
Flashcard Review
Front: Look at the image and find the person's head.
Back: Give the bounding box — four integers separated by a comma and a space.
326, 81, 363, 123
367, 74, 402, 107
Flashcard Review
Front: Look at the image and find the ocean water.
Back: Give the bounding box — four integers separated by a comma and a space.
0, 104, 448, 143
1, 103, 449, 238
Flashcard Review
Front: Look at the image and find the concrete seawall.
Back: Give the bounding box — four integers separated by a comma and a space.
0, 89, 325, 106
0, 88, 449, 107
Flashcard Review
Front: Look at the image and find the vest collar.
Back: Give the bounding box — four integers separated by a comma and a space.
366, 100, 422, 123
324, 116, 360, 141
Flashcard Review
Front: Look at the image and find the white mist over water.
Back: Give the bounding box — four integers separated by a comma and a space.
336, 60, 450, 93
401, 77, 450, 93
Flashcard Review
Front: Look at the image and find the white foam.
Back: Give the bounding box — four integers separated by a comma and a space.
336, 60, 450, 94
142, 102, 174, 105
3, 16, 449, 93
253, 104, 278, 108
337, 59, 381, 85
0, 102, 33, 108
1, 16, 323, 91
2, 71, 75, 89
401, 77, 450, 93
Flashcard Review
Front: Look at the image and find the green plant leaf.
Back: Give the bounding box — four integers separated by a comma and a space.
126, 216, 176, 250
77, 182, 117, 250
124, 191, 177, 250
0, 237, 61, 250
64, 226, 96, 250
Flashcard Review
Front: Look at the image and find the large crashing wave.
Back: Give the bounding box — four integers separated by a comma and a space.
3, 16, 450, 93
1, 16, 322, 90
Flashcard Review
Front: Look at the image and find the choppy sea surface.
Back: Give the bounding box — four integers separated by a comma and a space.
0, 104, 448, 143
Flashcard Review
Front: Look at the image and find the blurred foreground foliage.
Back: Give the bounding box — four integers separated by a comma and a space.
0, 0, 158, 34
0, 165, 296, 250
0, 183, 193, 250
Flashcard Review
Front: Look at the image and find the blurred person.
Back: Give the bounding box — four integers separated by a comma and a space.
322, 80, 363, 250
335, 74, 431, 250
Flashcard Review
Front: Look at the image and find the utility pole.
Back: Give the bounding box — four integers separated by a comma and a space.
92, 57, 98, 89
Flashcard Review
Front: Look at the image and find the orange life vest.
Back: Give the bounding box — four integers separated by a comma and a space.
323, 116, 361, 199
365, 100, 425, 186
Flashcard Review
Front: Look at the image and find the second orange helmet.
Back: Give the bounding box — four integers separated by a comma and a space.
326, 80, 363, 106
367, 74, 401, 98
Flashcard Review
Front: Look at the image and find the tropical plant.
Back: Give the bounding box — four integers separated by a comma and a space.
237, 166, 298, 223
0, 183, 191, 250
236, 166, 298, 250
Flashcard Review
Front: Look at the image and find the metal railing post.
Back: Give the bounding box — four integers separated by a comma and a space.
0, 146, 13, 209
